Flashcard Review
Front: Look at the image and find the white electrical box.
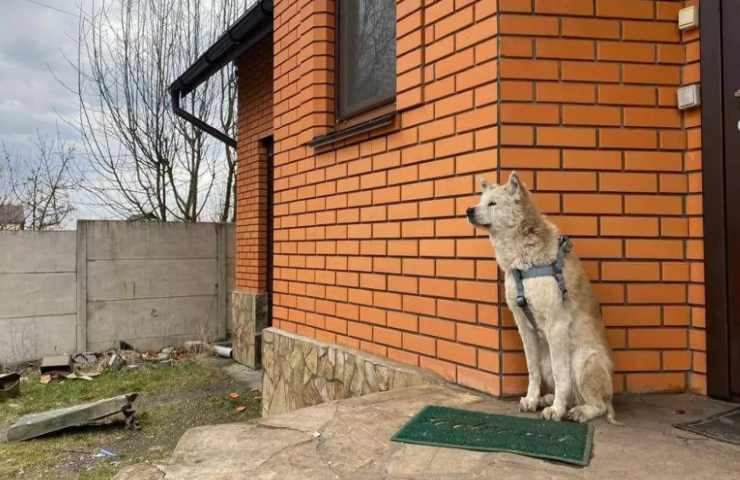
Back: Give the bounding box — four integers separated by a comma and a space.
678, 6, 699, 31
677, 84, 701, 110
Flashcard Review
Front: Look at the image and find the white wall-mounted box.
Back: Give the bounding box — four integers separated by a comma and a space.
678, 6, 699, 31
677, 84, 701, 110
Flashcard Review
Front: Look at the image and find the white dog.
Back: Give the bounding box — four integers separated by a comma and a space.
466, 172, 617, 423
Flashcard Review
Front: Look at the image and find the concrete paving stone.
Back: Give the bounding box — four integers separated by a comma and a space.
113, 464, 165, 480
222, 362, 263, 391
115, 385, 740, 480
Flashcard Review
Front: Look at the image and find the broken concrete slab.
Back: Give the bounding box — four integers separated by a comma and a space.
40, 354, 72, 374
6, 393, 139, 442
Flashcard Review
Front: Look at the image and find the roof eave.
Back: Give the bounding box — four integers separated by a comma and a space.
168, 0, 273, 148
170, 0, 273, 98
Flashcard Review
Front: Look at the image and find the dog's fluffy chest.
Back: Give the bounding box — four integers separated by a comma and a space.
504, 272, 564, 324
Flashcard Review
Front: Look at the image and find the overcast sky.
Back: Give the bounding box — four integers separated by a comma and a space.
1, 0, 252, 225
1, 0, 253, 155
0, 0, 87, 154
0, 1, 100, 225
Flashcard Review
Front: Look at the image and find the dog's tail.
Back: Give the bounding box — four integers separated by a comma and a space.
606, 403, 624, 426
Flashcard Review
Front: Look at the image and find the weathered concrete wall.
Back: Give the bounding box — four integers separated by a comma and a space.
261, 328, 445, 416
81, 221, 233, 353
0, 231, 77, 365
0, 222, 235, 365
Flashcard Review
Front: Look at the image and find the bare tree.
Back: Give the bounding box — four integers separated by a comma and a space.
75, 0, 249, 222
1, 131, 80, 230
0, 158, 10, 208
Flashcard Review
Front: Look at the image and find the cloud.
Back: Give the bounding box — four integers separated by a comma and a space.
0, 1, 85, 153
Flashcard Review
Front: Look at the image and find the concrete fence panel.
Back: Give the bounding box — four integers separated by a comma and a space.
85, 221, 218, 260
0, 231, 77, 365
81, 221, 229, 353
0, 221, 234, 365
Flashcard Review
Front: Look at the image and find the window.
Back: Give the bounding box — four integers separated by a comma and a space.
337, 0, 396, 120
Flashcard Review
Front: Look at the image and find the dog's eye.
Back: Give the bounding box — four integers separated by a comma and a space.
488, 201, 496, 207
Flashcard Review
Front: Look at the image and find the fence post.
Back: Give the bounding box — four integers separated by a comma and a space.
75, 220, 88, 353
216, 223, 227, 341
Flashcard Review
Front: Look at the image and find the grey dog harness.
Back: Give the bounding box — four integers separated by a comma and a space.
511, 236, 573, 330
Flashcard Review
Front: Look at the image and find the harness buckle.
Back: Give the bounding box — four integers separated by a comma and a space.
516, 295, 527, 308
555, 272, 568, 298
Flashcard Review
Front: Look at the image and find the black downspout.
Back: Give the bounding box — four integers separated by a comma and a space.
171, 91, 237, 148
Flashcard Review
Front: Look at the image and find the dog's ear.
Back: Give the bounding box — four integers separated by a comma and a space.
506, 171, 522, 195
478, 175, 491, 192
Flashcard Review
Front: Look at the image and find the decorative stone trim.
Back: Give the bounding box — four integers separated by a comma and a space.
261, 328, 445, 416
231, 291, 268, 368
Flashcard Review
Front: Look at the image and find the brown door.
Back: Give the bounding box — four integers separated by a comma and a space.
723, 0, 740, 399
703, 1, 740, 400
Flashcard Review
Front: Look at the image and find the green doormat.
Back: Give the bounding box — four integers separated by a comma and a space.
391, 405, 594, 466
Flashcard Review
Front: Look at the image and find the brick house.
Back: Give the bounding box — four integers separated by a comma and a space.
172, 0, 740, 404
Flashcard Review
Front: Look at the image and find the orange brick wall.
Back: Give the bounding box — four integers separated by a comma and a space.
271, 0, 502, 396
495, 0, 700, 395
235, 36, 274, 294
237, 0, 709, 396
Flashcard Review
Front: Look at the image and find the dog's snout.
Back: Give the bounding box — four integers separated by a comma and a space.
466, 207, 475, 217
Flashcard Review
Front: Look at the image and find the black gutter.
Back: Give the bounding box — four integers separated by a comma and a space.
169, 0, 273, 148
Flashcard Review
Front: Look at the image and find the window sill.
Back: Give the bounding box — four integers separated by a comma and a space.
309, 112, 396, 149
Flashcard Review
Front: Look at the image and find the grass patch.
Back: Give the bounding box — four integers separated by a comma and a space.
0, 358, 261, 480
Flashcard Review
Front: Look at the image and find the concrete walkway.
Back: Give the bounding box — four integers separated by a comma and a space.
115, 385, 740, 480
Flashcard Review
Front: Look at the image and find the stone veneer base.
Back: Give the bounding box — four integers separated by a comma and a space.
231, 291, 268, 369
261, 327, 445, 416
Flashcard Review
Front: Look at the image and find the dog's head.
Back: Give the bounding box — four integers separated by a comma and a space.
466, 172, 531, 235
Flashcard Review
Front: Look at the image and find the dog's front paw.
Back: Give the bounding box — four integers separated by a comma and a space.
566, 406, 596, 423
566, 406, 587, 423
542, 405, 565, 421
519, 396, 539, 413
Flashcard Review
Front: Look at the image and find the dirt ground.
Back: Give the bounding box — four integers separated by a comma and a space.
0, 357, 261, 480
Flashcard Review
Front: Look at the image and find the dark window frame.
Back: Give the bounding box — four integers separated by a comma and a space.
336, 0, 397, 123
